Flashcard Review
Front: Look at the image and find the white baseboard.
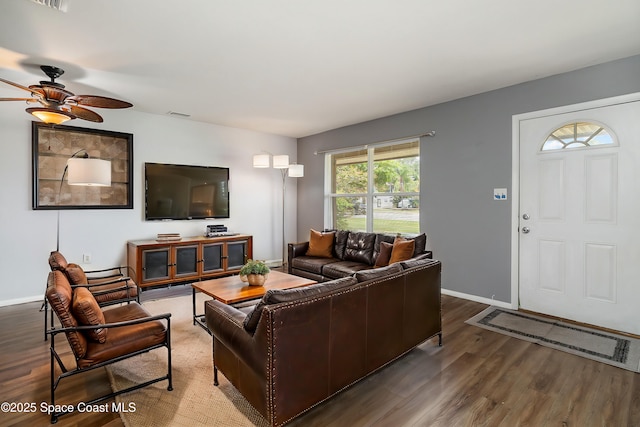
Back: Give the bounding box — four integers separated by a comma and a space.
264, 259, 283, 268
442, 288, 513, 309
0, 294, 43, 307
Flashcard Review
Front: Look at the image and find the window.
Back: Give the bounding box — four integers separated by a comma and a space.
541, 122, 615, 151
325, 139, 420, 233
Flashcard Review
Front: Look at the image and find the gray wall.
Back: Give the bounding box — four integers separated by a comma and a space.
296, 55, 640, 303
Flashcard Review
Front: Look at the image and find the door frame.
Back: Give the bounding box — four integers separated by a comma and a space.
510, 92, 640, 310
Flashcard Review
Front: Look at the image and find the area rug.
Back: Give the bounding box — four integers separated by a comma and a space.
106, 294, 269, 427
466, 307, 640, 373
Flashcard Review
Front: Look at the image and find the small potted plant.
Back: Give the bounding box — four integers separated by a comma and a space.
239, 259, 270, 286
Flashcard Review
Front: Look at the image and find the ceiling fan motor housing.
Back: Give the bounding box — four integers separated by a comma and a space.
40, 65, 65, 87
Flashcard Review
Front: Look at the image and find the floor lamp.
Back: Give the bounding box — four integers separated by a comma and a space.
56, 150, 111, 251
253, 153, 304, 268
44, 150, 111, 326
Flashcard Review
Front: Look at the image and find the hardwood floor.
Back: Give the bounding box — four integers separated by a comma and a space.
1, 293, 638, 426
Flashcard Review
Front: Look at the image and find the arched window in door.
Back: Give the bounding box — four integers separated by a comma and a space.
541, 121, 616, 151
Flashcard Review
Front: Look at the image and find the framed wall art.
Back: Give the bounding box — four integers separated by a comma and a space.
32, 122, 134, 210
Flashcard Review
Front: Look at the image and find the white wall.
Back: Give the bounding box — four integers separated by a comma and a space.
0, 105, 297, 306
297, 55, 640, 304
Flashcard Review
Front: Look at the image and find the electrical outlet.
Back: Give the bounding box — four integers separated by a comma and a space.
83, 253, 92, 264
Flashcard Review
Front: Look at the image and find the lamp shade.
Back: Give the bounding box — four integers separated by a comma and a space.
253, 154, 270, 168
67, 158, 111, 186
288, 164, 304, 177
273, 155, 289, 169
26, 107, 73, 125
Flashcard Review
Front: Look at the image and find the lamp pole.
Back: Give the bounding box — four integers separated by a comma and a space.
252, 154, 303, 270
281, 168, 287, 269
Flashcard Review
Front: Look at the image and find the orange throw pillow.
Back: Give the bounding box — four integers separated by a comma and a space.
388, 237, 415, 265
306, 229, 335, 258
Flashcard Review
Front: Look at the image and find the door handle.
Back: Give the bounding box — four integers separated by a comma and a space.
522, 227, 530, 234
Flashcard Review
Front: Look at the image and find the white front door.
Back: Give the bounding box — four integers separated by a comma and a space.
517, 96, 640, 335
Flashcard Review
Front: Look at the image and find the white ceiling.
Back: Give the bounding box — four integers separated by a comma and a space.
1, 0, 639, 138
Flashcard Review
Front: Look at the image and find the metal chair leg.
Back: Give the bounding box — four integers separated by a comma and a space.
167, 318, 173, 391
43, 297, 48, 341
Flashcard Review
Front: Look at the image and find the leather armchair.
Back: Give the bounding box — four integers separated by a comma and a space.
44, 251, 140, 340
45, 270, 172, 424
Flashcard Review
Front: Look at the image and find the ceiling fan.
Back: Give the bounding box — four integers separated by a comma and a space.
0, 65, 132, 124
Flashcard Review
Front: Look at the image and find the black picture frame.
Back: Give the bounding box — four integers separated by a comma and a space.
32, 122, 134, 210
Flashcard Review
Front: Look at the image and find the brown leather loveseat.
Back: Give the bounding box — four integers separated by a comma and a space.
288, 229, 432, 282
205, 257, 441, 426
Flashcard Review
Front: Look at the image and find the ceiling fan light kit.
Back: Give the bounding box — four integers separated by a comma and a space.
1, 65, 132, 124
25, 107, 73, 125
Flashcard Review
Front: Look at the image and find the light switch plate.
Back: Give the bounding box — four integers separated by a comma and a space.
494, 188, 507, 200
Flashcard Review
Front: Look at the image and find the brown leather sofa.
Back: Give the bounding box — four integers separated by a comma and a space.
288, 230, 432, 282
205, 258, 441, 426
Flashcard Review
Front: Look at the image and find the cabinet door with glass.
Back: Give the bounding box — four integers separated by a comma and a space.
174, 244, 199, 280
227, 240, 248, 270
201, 243, 224, 275
141, 247, 170, 283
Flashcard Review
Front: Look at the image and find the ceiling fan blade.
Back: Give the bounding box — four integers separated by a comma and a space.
67, 95, 132, 109
0, 77, 45, 98
0, 97, 40, 102
66, 105, 104, 122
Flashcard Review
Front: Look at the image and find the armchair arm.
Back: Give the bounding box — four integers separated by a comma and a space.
84, 265, 127, 280
70, 276, 136, 296
288, 242, 309, 258
47, 312, 171, 337
205, 300, 247, 331
287, 242, 309, 273
71, 276, 137, 291
73, 276, 133, 286
205, 300, 265, 375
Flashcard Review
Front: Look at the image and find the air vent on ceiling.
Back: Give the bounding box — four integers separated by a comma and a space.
30, 0, 68, 12
167, 111, 191, 118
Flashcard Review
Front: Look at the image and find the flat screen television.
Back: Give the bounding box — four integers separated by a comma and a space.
145, 162, 230, 220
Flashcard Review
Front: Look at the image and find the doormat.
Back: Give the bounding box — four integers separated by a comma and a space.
466, 307, 640, 373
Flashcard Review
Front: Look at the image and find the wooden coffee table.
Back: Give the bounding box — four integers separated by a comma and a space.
192, 271, 317, 332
